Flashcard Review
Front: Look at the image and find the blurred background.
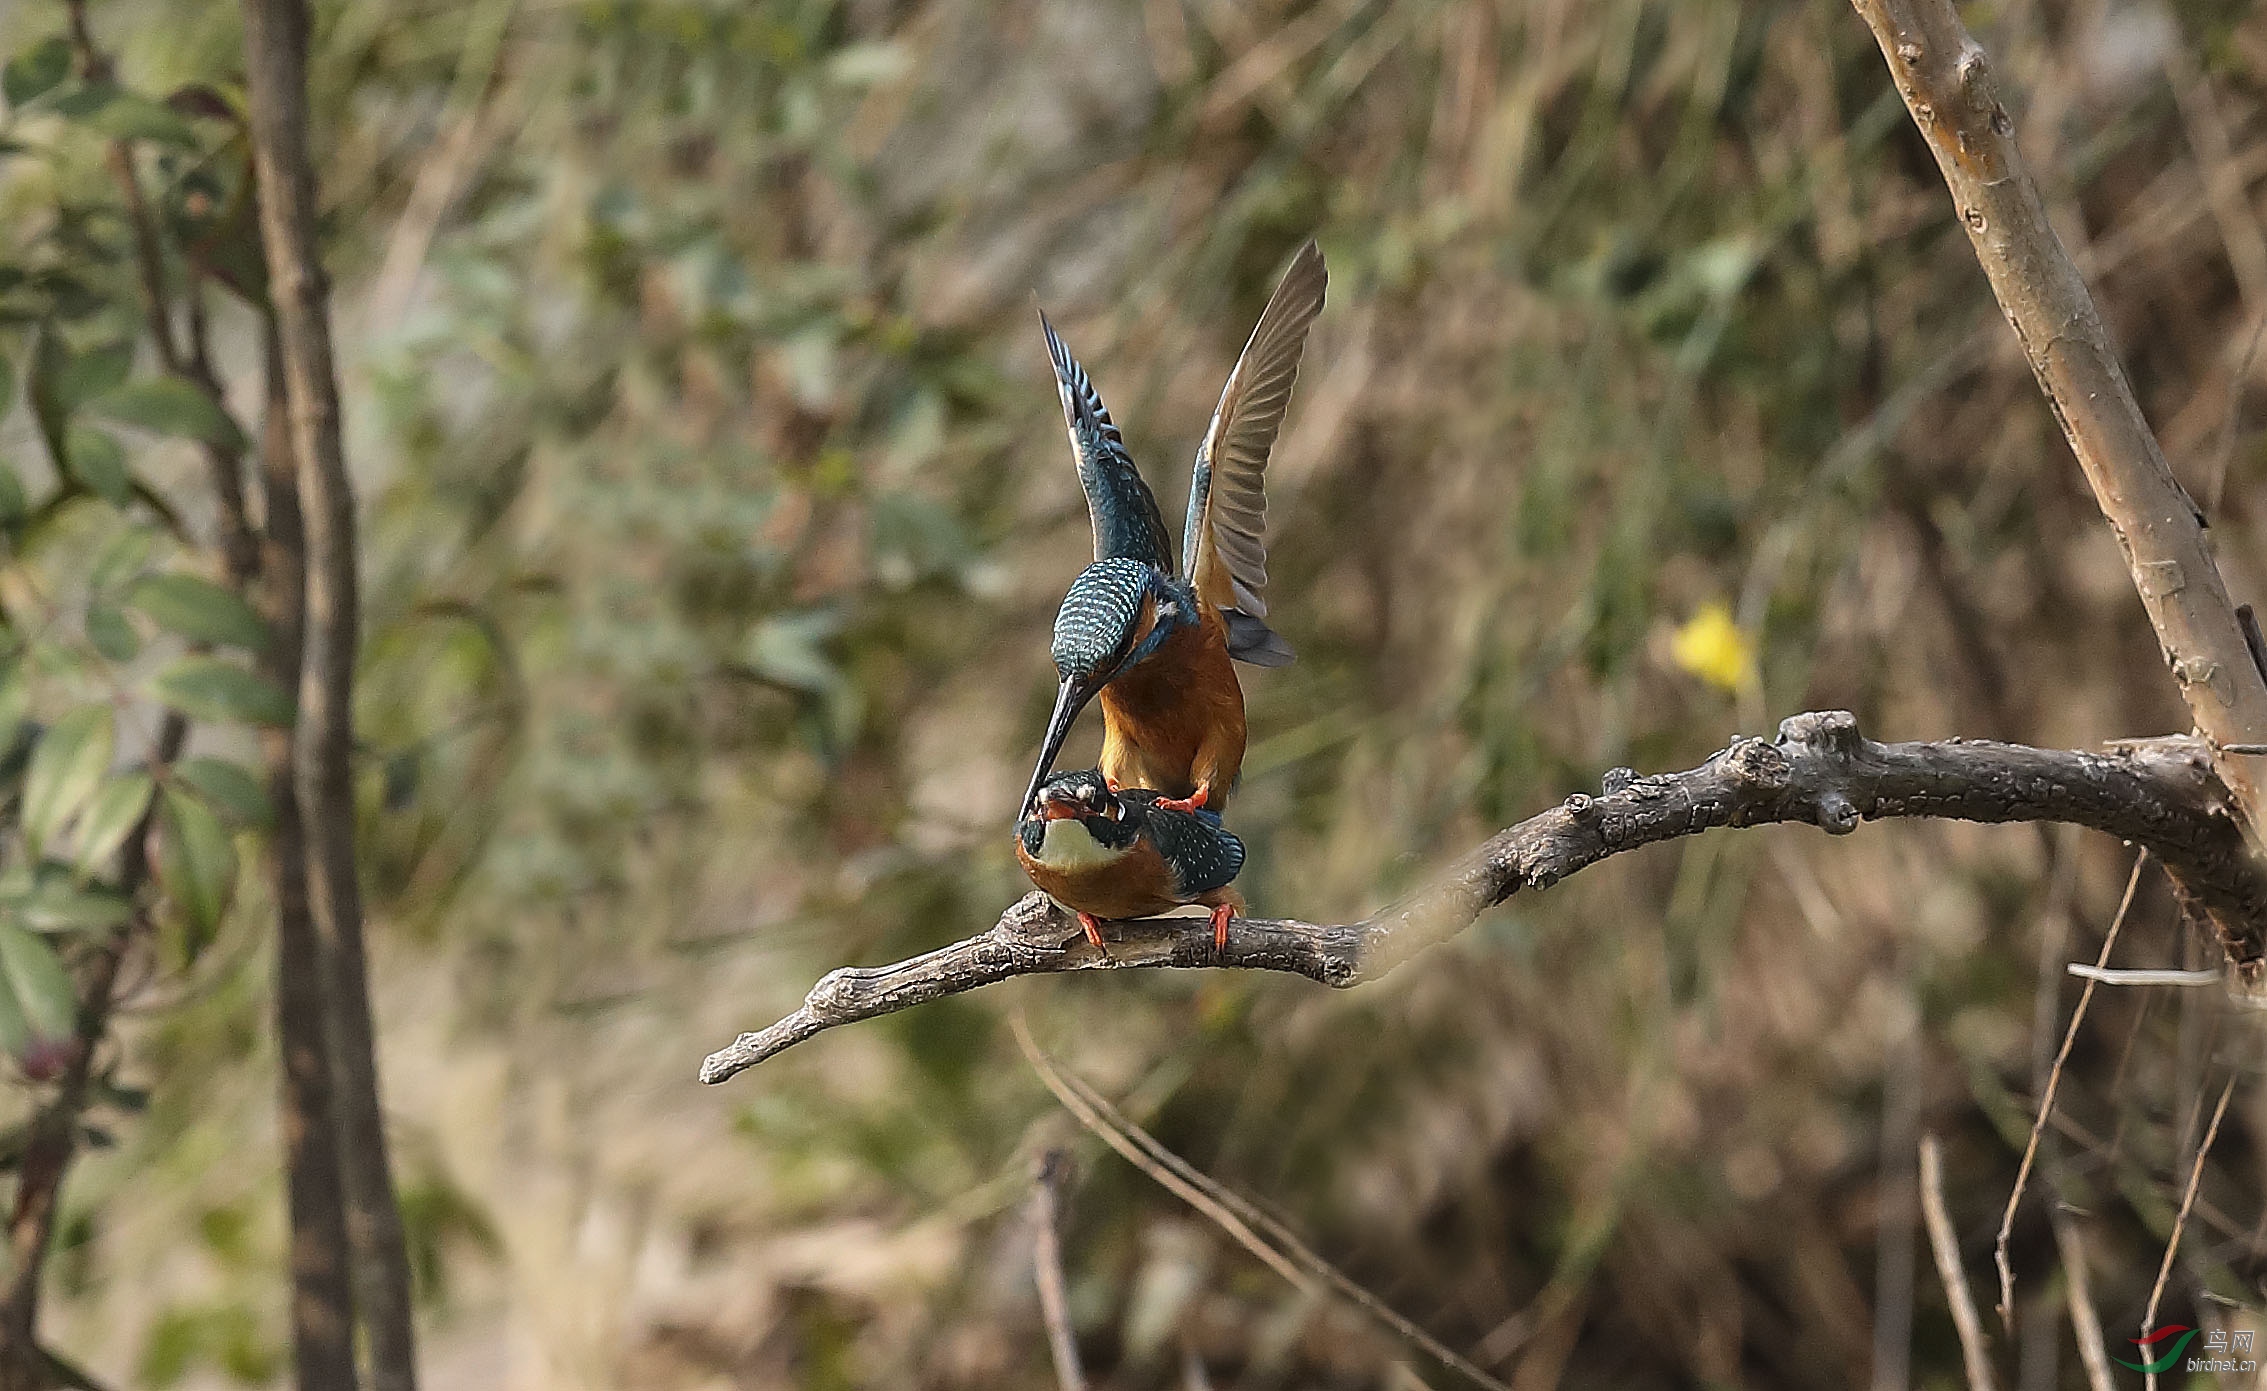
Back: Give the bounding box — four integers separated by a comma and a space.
7, 0, 2267, 1386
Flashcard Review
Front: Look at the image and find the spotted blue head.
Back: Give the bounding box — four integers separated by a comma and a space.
1020, 557, 1194, 819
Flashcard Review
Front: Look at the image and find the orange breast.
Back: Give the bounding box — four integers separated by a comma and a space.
1016, 835, 1183, 919
1097, 609, 1245, 802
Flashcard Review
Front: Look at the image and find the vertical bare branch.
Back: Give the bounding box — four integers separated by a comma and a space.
1919, 1134, 2000, 1391
2052, 1216, 2114, 1391
2141, 1075, 2235, 1391
238, 1, 420, 1387
258, 315, 361, 1391
1028, 1150, 1086, 1391
1848, 0, 2267, 920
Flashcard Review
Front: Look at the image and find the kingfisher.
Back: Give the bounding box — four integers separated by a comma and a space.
1015, 769, 1248, 950
1020, 239, 1327, 822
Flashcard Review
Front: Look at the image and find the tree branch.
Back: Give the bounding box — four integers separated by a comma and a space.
701, 711, 2265, 1083
256, 311, 361, 1391
239, 1, 419, 1386
0, 711, 183, 1386
1848, 0, 2267, 841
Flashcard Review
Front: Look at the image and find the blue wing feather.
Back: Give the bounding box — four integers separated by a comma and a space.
1039, 311, 1176, 573
1142, 804, 1246, 899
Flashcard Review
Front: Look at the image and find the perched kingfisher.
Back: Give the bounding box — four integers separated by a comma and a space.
1015, 769, 1248, 951
1021, 240, 1327, 822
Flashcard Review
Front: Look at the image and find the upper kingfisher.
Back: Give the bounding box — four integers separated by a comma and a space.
1015, 769, 1248, 950
1020, 240, 1327, 822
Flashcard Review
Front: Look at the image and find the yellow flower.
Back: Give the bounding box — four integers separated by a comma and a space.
1671, 602, 1758, 694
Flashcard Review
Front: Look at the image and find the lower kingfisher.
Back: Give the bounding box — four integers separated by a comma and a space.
1019, 241, 1327, 822
1015, 769, 1248, 951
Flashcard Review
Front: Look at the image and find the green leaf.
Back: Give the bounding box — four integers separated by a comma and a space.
157, 784, 234, 947
0, 662, 26, 755
74, 771, 152, 876
175, 757, 271, 827
84, 602, 137, 662
65, 426, 130, 507
41, 83, 199, 147
0, 463, 25, 526
88, 378, 248, 452
19, 883, 130, 933
85, 91, 199, 149
0, 923, 76, 1056
21, 707, 113, 857
147, 655, 293, 726
124, 573, 268, 650
2, 38, 71, 108
87, 527, 153, 594
42, 339, 131, 413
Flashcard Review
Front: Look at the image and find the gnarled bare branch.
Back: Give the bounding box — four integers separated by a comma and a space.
701, 711, 2265, 1083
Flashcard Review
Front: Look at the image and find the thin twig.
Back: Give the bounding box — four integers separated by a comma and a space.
2052, 1216, 2114, 1391
1920, 1134, 2000, 1391
2141, 1074, 2236, 1391
2205, 319, 2267, 518
1013, 1016, 1513, 1391
705, 716, 2266, 1081
2063, 966, 2222, 987
1995, 853, 2147, 1326
1028, 1149, 1085, 1391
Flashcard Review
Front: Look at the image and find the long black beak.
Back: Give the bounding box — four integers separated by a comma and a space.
1019, 676, 1095, 823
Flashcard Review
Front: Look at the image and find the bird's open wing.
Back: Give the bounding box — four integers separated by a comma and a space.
1039, 310, 1176, 572
1183, 241, 1325, 661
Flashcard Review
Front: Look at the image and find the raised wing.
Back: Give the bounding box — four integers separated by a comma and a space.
1183, 240, 1325, 656
1039, 310, 1176, 573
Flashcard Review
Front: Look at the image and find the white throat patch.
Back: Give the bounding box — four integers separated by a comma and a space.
1033, 817, 1120, 870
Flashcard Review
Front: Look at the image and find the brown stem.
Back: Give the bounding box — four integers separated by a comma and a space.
702, 711, 2267, 1082
105, 143, 178, 374
238, 2, 419, 1387
1847, 0, 2267, 843
92, 11, 257, 586
259, 313, 361, 1391
0, 713, 182, 1390
184, 281, 261, 586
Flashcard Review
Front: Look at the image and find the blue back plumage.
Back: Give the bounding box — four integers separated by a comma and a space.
1050, 558, 1153, 678
1039, 312, 1177, 573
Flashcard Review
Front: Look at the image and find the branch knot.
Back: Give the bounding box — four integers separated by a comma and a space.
1724, 738, 1790, 791
1778, 709, 1864, 756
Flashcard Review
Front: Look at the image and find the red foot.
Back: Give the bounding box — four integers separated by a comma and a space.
1209, 902, 1233, 951
1077, 912, 1108, 952
1152, 787, 1210, 815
